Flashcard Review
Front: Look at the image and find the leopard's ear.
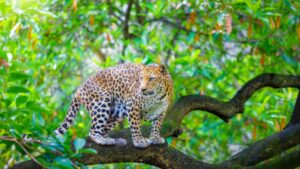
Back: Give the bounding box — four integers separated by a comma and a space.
159, 64, 167, 75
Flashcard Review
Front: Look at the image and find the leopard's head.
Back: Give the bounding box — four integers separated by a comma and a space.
139, 63, 168, 96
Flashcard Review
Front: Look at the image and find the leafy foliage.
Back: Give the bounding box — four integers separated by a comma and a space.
0, 0, 300, 168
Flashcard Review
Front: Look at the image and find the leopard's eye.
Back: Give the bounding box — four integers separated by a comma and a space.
149, 77, 155, 81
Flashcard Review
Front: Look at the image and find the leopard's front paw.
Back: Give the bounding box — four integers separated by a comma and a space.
150, 136, 165, 144
115, 138, 127, 145
89, 133, 116, 145
133, 137, 151, 148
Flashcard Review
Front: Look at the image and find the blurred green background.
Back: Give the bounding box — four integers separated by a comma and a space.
0, 0, 300, 168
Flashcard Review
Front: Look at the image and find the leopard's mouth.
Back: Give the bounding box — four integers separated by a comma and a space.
142, 90, 155, 96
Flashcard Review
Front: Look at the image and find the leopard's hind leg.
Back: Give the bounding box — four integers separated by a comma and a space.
87, 95, 126, 145
101, 120, 127, 145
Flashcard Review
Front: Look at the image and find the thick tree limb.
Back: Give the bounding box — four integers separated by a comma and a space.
250, 148, 300, 169
10, 124, 300, 169
11, 140, 215, 169
222, 123, 300, 167
166, 73, 300, 126
11, 73, 300, 169
78, 138, 216, 169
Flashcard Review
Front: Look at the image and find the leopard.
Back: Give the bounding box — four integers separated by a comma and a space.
54, 63, 173, 148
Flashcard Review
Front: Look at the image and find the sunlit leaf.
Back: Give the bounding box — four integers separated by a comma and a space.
275, 120, 280, 131
247, 19, 252, 37
9, 22, 20, 38
260, 53, 265, 66
73, 0, 77, 11
106, 33, 111, 43
0, 59, 9, 69
252, 126, 257, 140
297, 24, 300, 40
189, 11, 196, 25
275, 16, 281, 28
89, 15, 95, 26
33, 9, 57, 18
280, 118, 286, 131
269, 17, 275, 29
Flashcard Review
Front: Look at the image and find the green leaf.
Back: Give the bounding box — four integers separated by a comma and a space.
32, 112, 45, 127
77, 148, 97, 154
33, 9, 57, 18
0, 50, 7, 60
6, 86, 30, 94
74, 138, 86, 152
145, 2, 155, 13
26, 101, 47, 112
16, 95, 28, 106
284, 0, 297, 12
187, 32, 195, 43
3, 98, 12, 107
281, 54, 297, 67
8, 72, 30, 81
53, 157, 74, 169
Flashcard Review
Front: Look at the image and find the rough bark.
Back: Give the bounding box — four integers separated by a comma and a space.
222, 123, 300, 167
11, 74, 300, 169
250, 149, 300, 169
78, 139, 215, 169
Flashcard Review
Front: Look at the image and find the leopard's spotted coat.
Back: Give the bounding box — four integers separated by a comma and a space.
55, 63, 173, 148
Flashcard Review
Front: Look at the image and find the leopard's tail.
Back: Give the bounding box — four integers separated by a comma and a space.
54, 96, 81, 135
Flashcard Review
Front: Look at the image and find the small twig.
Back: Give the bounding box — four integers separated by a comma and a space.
0, 136, 43, 167
146, 17, 209, 36
106, 0, 124, 23
15, 140, 43, 166
0, 136, 16, 142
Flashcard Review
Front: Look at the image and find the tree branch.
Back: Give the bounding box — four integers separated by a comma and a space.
166, 73, 300, 128
106, 0, 124, 23
11, 140, 215, 169
147, 17, 209, 36
0, 136, 43, 167
11, 124, 300, 169
135, 0, 144, 25
221, 123, 300, 167
11, 73, 300, 169
251, 148, 300, 169
123, 0, 134, 39
79, 138, 216, 169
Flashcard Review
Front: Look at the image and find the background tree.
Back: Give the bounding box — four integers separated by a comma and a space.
0, 0, 300, 168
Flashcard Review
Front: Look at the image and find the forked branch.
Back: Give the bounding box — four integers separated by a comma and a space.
11, 73, 300, 169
